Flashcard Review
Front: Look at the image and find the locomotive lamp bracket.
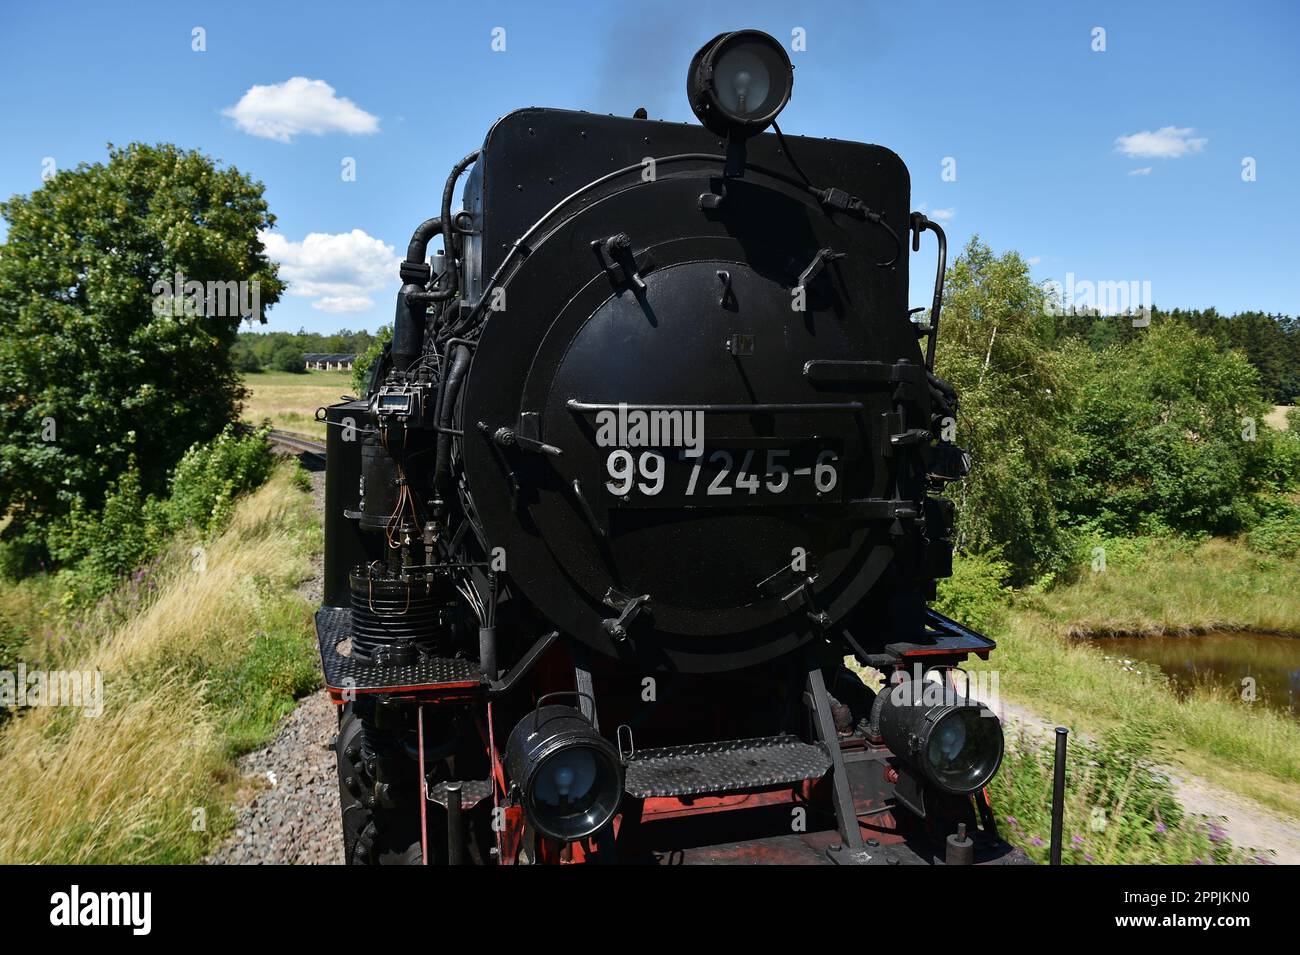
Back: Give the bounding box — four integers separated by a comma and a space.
795, 247, 846, 296
592, 233, 656, 291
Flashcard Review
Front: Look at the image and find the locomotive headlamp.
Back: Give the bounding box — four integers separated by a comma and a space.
504, 703, 624, 842
875, 679, 1004, 795
687, 30, 793, 138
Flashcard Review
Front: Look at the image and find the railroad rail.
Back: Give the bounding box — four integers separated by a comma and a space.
268, 429, 326, 459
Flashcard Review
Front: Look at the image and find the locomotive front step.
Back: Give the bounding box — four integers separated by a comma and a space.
316, 607, 486, 702
622, 735, 831, 799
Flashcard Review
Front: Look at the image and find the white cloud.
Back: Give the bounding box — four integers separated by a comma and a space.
261, 229, 396, 313
313, 295, 376, 314
223, 77, 379, 142
1128, 166, 1154, 176
918, 202, 955, 223
1026, 256, 1042, 266
1114, 126, 1207, 159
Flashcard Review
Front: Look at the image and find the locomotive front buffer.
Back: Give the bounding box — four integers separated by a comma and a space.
316, 29, 1025, 865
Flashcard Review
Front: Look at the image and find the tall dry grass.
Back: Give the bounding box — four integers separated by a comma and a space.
0, 465, 320, 863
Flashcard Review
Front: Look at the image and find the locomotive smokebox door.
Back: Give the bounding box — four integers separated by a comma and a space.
460, 109, 919, 673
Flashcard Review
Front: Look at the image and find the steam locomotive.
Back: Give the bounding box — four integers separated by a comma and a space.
317, 29, 1018, 865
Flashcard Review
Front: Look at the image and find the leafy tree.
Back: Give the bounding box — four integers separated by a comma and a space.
271, 345, 306, 373
1057, 324, 1276, 535
352, 325, 392, 394
934, 237, 1073, 580
0, 143, 283, 560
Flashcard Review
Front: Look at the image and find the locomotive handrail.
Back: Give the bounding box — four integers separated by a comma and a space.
444, 151, 876, 343
910, 213, 947, 370
566, 399, 863, 414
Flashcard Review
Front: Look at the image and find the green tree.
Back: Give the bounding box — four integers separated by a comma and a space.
351, 325, 392, 394
271, 345, 306, 373
934, 237, 1074, 580
0, 143, 283, 558
1056, 323, 1275, 535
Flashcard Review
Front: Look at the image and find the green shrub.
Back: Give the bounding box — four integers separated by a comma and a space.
351, 325, 391, 395
271, 347, 306, 374
166, 425, 276, 535
1248, 497, 1300, 558
932, 552, 1013, 635
990, 720, 1262, 864
45, 466, 171, 599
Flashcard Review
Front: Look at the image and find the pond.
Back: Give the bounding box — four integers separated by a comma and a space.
1085, 632, 1300, 718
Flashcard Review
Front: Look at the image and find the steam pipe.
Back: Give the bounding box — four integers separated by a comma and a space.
405, 216, 442, 269
433, 343, 471, 494
421, 150, 480, 304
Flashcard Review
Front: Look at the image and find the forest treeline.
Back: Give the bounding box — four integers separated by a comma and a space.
935, 237, 1299, 586
232, 329, 379, 373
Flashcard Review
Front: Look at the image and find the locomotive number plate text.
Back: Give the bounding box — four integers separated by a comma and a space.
603, 444, 841, 507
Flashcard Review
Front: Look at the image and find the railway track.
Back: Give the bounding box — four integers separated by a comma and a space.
268, 429, 326, 459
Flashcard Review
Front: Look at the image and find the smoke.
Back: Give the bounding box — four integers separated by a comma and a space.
592, 10, 700, 122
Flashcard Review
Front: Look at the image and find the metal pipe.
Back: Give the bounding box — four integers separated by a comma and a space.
428, 150, 480, 302
417, 704, 429, 866
446, 781, 465, 866
405, 216, 442, 266
433, 343, 471, 494
478, 625, 497, 679
1050, 726, 1068, 865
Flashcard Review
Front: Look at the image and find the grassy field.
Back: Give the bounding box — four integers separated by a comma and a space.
0, 463, 321, 863
965, 537, 1300, 818
240, 369, 354, 442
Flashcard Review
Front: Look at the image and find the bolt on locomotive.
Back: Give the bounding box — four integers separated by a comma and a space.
317, 28, 1019, 865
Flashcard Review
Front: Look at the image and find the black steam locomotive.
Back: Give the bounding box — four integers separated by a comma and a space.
317, 29, 1016, 865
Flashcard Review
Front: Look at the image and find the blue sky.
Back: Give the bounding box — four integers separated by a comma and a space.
1, 0, 1296, 334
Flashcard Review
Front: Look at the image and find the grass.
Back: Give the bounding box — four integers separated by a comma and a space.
0, 463, 321, 863
240, 369, 354, 442
1028, 536, 1300, 637
989, 720, 1265, 864
964, 536, 1300, 818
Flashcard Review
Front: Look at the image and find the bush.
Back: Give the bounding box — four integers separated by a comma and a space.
46, 466, 171, 597
166, 425, 276, 535
271, 347, 306, 373
932, 552, 1013, 635
990, 720, 1261, 864
351, 325, 391, 395
1248, 497, 1300, 558
30, 426, 275, 601
1055, 323, 1274, 537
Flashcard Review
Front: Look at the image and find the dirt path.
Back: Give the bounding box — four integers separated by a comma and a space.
996, 699, 1300, 864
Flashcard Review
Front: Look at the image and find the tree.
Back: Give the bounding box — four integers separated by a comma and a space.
0, 143, 284, 556
272, 345, 306, 373
1054, 323, 1274, 535
934, 237, 1074, 580
352, 325, 391, 394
